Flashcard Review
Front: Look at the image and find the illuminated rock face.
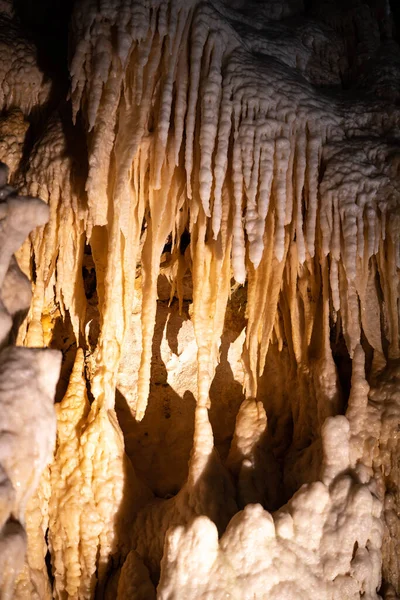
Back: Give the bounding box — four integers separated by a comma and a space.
0, 0, 399, 598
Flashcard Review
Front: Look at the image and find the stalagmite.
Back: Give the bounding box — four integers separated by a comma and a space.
0, 0, 399, 598
47, 348, 151, 599
0, 163, 61, 599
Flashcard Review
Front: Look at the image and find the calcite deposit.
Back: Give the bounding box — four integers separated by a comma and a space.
0, 0, 399, 598
0, 163, 60, 600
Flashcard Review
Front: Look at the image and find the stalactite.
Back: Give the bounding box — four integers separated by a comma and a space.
0, 0, 399, 597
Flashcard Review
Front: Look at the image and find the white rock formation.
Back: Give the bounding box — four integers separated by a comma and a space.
0, 163, 61, 599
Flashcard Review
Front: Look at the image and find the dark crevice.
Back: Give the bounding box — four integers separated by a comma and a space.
179, 229, 191, 255
50, 309, 77, 403
83, 245, 97, 301
82, 243, 100, 352
389, 0, 400, 41
31, 251, 37, 285
44, 528, 54, 587
330, 315, 353, 411
13, 0, 75, 85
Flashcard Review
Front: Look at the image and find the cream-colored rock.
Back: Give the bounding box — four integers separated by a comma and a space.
158, 417, 383, 599
116, 550, 156, 600
48, 348, 152, 600
14, 468, 53, 600
0, 0, 398, 597
0, 10, 50, 113
0, 109, 29, 180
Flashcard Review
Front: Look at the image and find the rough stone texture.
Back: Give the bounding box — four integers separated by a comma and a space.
0, 0, 399, 598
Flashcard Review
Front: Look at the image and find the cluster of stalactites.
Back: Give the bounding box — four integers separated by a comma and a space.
56, 0, 400, 419
320, 140, 400, 361
15, 114, 87, 351
7, 1, 398, 598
